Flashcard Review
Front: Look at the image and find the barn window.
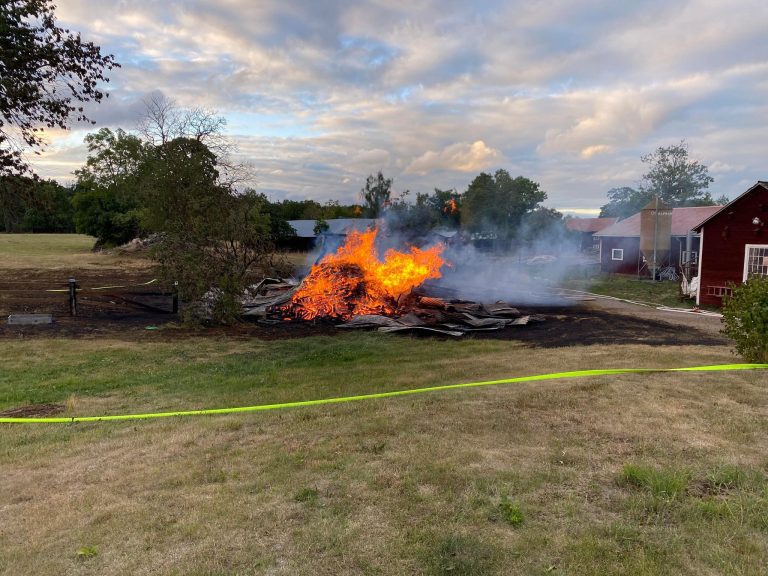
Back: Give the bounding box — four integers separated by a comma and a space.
611, 249, 624, 261
744, 245, 768, 280
681, 251, 697, 265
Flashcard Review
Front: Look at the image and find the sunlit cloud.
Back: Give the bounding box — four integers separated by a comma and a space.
406, 141, 500, 175
26, 0, 768, 212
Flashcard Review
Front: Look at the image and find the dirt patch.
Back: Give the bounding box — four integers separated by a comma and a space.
0, 403, 65, 418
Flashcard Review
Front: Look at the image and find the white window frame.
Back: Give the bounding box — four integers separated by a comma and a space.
611, 248, 624, 261
743, 244, 768, 281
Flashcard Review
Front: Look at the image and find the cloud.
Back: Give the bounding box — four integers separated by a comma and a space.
20, 0, 768, 212
579, 145, 614, 159
405, 141, 500, 175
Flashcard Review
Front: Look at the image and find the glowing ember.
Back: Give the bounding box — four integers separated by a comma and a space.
285, 228, 446, 320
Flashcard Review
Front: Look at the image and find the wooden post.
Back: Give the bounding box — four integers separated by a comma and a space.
172, 281, 179, 314
68, 278, 78, 317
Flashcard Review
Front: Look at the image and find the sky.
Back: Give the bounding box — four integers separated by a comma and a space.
29, 0, 768, 216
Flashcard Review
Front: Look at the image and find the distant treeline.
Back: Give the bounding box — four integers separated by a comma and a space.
0, 173, 365, 238
0, 176, 76, 233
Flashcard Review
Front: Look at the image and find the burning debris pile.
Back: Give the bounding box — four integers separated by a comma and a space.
242, 227, 543, 336
287, 227, 444, 320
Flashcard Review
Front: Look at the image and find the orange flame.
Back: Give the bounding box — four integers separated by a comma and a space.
444, 198, 458, 215
286, 228, 446, 320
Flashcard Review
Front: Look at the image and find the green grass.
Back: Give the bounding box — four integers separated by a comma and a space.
566, 274, 693, 308
0, 233, 95, 256
0, 233, 150, 269
2, 334, 767, 575
495, 495, 524, 526
620, 464, 690, 500
0, 333, 554, 411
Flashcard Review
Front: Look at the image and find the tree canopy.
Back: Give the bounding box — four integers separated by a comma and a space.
0, 0, 118, 175
600, 141, 716, 218
360, 171, 392, 217
461, 169, 546, 242
71, 128, 148, 246
0, 174, 73, 232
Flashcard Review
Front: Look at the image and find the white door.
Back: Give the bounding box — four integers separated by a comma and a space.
743, 244, 768, 280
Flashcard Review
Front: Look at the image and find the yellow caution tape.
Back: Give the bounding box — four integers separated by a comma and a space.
2, 364, 766, 424
45, 279, 158, 292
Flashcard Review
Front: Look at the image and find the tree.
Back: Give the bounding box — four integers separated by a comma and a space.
0, 175, 31, 231
138, 93, 227, 149
322, 199, 359, 219
313, 218, 329, 235
461, 169, 546, 244
522, 206, 565, 238
0, 174, 73, 231
599, 187, 646, 218
640, 140, 714, 205
140, 137, 221, 233
71, 128, 149, 246
137, 94, 247, 186
0, 0, 118, 175
384, 188, 462, 241
20, 178, 74, 232
427, 188, 461, 228
141, 138, 284, 322
360, 171, 392, 217
386, 190, 440, 241
600, 141, 715, 218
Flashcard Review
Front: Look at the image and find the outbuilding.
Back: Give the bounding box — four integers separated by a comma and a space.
282, 218, 377, 251
594, 205, 721, 275
565, 217, 618, 251
692, 181, 768, 307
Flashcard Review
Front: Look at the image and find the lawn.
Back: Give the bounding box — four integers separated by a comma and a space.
2, 336, 767, 575
1, 236, 767, 575
566, 274, 695, 309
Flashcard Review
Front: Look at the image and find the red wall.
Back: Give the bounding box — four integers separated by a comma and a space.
600, 236, 697, 276
600, 237, 640, 274
698, 185, 768, 307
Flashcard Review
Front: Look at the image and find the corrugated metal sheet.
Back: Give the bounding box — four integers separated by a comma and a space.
640, 198, 672, 253
565, 217, 618, 233
595, 206, 722, 237
288, 219, 378, 238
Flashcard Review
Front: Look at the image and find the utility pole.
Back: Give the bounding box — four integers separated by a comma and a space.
652, 196, 658, 281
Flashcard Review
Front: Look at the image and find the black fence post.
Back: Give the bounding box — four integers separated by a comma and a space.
68, 278, 78, 317
172, 281, 179, 314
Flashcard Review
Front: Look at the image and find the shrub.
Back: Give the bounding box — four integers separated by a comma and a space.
721, 276, 768, 363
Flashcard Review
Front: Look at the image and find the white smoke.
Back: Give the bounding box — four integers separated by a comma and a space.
294, 209, 595, 306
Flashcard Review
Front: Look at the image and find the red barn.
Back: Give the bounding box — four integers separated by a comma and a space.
594, 206, 722, 275
693, 181, 768, 307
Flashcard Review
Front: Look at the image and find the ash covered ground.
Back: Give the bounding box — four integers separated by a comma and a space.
0, 268, 728, 348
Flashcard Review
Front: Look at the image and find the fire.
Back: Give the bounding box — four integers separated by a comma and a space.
444, 198, 458, 215
285, 228, 446, 320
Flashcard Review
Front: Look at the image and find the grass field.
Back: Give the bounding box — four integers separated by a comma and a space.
1, 235, 767, 575
0, 233, 151, 270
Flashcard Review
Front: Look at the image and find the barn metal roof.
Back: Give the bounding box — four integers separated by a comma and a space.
288, 218, 378, 238
594, 206, 722, 237
565, 217, 618, 233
